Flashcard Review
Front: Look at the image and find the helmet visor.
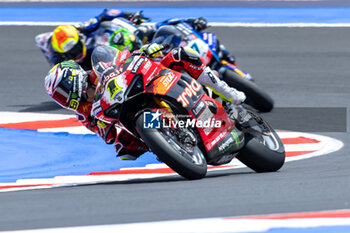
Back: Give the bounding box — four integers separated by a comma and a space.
51, 75, 73, 108
62, 39, 85, 61
52, 68, 88, 111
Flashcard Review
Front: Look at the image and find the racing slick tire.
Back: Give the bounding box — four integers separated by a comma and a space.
222, 69, 274, 112
135, 112, 207, 180
236, 125, 285, 173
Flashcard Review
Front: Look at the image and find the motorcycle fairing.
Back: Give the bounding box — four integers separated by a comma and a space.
144, 69, 181, 95
200, 32, 217, 54
92, 72, 129, 124
94, 55, 182, 123
121, 55, 180, 95
93, 53, 245, 164
186, 38, 214, 65
187, 95, 245, 162
148, 73, 245, 161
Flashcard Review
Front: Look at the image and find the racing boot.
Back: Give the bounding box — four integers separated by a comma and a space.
197, 67, 246, 105
219, 44, 236, 65
115, 130, 149, 160
226, 104, 271, 135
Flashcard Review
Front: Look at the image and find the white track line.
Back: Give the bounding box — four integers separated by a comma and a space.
1, 216, 350, 233
1, 21, 350, 27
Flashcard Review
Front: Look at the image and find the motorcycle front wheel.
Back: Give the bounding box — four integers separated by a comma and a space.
135, 112, 207, 180
236, 120, 285, 173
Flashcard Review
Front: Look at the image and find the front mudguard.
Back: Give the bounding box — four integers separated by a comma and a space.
206, 126, 245, 165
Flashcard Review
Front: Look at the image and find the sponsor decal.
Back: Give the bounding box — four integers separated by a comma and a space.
145, 67, 160, 84
108, 9, 122, 16
82, 105, 89, 113
189, 64, 202, 71
91, 100, 102, 116
141, 60, 152, 73
93, 106, 103, 117
160, 72, 176, 88
92, 100, 100, 109
218, 136, 234, 153
176, 79, 202, 107
231, 130, 240, 148
175, 24, 192, 36
149, 71, 179, 95
234, 68, 246, 78
197, 107, 216, 135
107, 78, 122, 101
207, 71, 217, 84
131, 57, 145, 74
60, 60, 79, 69
97, 120, 107, 129
191, 100, 206, 118
210, 132, 227, 148
188, 39, 209, 58
126, 56, 137, 71
100, 67, 120, 85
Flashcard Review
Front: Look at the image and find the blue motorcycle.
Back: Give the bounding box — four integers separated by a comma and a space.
151, 21, 274, 112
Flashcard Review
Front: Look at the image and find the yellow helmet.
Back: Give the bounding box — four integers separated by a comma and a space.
51, 25, 86, 61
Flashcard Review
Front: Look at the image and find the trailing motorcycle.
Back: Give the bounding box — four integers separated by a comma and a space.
151, 22, 274, 112
91, 45, 285, 180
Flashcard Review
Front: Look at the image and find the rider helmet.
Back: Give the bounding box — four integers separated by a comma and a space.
45, 61, 89, 111
152, 25, 183, 52
109, 28, 142, 52
51, 25, 87, 61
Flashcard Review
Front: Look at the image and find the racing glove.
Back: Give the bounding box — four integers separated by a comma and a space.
89, 116, 117, 144
140, 43, 163, 58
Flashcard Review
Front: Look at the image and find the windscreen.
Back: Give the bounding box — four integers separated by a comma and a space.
91, 45, 120, 78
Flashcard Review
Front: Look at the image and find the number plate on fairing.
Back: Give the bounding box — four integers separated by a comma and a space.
188, 39, 210, 59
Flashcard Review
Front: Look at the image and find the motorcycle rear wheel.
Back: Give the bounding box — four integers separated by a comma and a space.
236, 122, 285, 173
135, 112, 207, 180
222, 69, 274, 112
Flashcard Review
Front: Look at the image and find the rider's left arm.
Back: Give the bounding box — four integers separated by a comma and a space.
155, 17, 208, 31
77, 8, 145, 34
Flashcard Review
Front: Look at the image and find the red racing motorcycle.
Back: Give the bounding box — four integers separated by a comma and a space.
91, 46, 285, 180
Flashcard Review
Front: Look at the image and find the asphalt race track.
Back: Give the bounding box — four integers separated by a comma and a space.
0, 25, 350, 231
